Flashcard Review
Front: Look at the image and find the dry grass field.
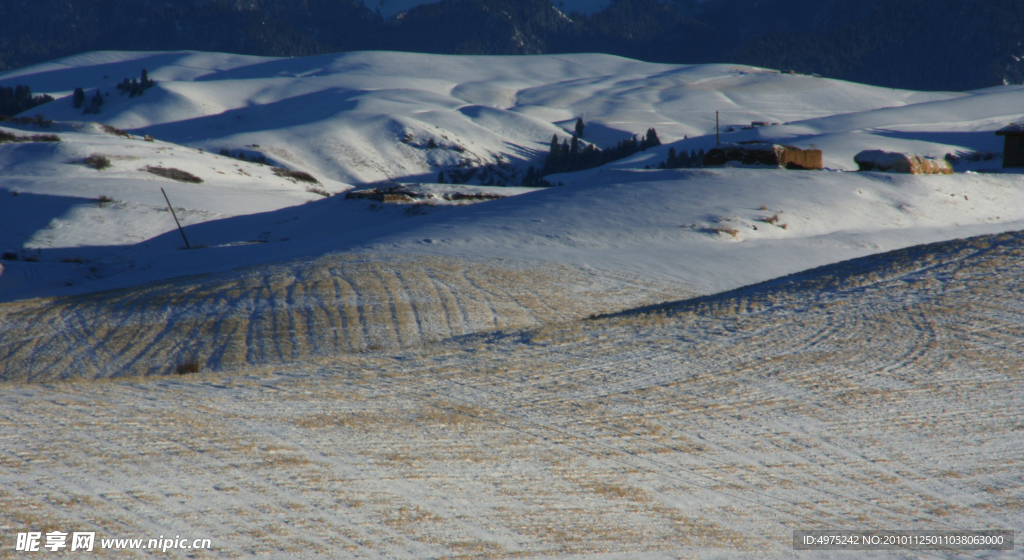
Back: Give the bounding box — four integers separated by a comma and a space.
0, 254, 689, 381
1, 231, 1023, 558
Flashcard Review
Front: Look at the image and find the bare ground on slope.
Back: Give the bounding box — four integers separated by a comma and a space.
0, 253, 691, 381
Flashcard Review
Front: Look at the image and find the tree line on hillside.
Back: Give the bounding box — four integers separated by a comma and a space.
522, 119, 662, 186
115, 69, 155, 98
658, 147, 706, 169
70, 69, 155, 115
0, 86, 53, 118
1, 0, 1022, 92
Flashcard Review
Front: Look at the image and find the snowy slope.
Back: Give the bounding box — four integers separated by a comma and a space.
2, 49, 1023, 559
3, 161, 1022, 304
0, 119, 352, 299
2, 51, 1022, 302
2, 50, 1024, 377
3, 163, 1023, 378
0, 50, 965, 187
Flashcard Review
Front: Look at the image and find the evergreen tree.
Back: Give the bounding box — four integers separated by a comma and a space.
696, 148, 705, 167
645, 128, 661, 148
89, 90, 104, 112
582, 143, 599, 168
542, 134, 561, 175
72, 87, 85, 109
141, 69, 151, 88
574, 117, 585, 139
437, 170, 445, 183
523, 165, 537, 186
667, 147, 677, 168
570, 133, 579, 155
15, 85, 30, 103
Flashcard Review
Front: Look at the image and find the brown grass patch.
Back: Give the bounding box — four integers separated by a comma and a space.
146, 166, 203, 183
175, 359, 201, 374
583, 480, 651, 503
100, 124, 131, 138
84, 154, 111, 170
273, 167, 319, 183
0, 130, 60, 143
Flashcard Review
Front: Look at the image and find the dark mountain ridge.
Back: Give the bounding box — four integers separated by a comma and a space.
2, 0, 1021, 92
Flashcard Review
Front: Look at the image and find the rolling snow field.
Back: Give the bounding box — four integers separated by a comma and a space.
1, 50, 1023, 558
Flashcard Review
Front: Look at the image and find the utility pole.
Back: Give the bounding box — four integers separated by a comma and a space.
161, 187, 191, 249
716, 111, 720, 145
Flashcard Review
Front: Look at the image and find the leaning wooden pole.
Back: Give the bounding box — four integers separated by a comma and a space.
161, 187, 191, 249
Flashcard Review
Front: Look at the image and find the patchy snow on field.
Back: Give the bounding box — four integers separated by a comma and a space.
1, 230, 1022, 559
1, 50, 1024, 559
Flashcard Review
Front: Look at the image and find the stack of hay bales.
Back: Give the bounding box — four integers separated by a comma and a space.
704, 142, 823, 170
854, 150, 953, 174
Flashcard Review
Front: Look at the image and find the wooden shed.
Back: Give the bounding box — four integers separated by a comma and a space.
703, 142, 822, 170
996, 124, 1024, 168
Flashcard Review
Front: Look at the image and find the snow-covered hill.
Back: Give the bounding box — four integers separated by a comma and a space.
0, 50, 968, 187
2, 50, 1024, 559
2, 50, 1024, 377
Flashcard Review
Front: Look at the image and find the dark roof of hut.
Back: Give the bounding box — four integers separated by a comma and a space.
996, 123, 1024, 135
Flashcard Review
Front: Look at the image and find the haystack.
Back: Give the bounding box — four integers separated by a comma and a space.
854, 150, 953, 174
704, 142, 822, 170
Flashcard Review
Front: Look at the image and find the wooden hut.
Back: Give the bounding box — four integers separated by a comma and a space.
703, 142, 822, 170
996, 124, 1024, 168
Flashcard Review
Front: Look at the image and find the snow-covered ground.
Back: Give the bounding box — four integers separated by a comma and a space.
0, 52, 1019, 305
2, 230, 1021, 559
0, 50, 972, 188
2, 49, 1024, 374
1, 50, 1023, 558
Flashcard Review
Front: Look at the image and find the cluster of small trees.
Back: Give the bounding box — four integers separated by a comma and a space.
75, 89, 106, 114
524, 119, 662, 185
115, 69, 155, 97
71, 70, 155, 115
0, 85, 52, 117
219, 149, 268, 165
658, 146, 706, 169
